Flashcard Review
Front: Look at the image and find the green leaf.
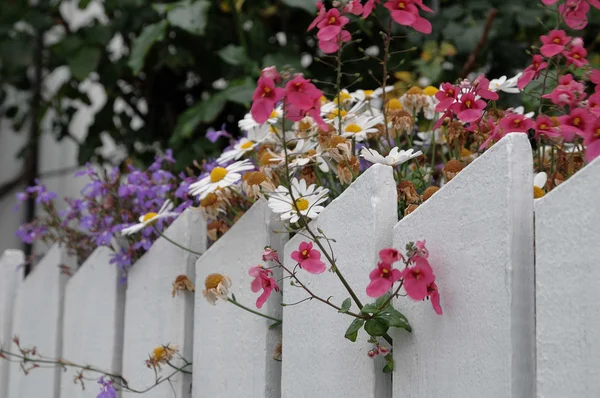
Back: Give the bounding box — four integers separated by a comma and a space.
222, 78, 255, 106
344, 318, 364, 342
282, 0, 316, 13
375, 293, 391, 308
375, 306, 411, 332
170, 93, 227, 145
218, 44, 247, 66
68, 47, 101, 80
262, 52, 302, 71
360, 303, 381, 315
167, 0, 210, 35
338, 298, 352, 313
78, 0, 92, 9
382, 353, 394, 373
128, 20, 168, 75
364, 318, 389, 337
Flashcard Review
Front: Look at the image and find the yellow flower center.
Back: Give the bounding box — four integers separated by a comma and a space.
153, 347, 167, 360
205, 273, 225, 290
398, 1, 405, 9
200, 193, 218, 207
533, 186, 545, 199
553, 38, 561, 44
141, 212, 158, 223
210, 167, 228, 183
345, 123, 362, 133
573, 117, 581, 126
406, 86, 423, 95
363, 90, 374, 97
513, 118, 521, 126
299, 120, 312, 131
381, 268, 389, 277
240, 141, 254, 149
387, 98, 403, 110
465, 100, 472, 108
270, 110, 279, 119
301, 249, 308, 256
328, 108, 348, 119
329, 16, 336, 24
595, 128, 600, 138
294, 198, 309, 211
540, 123, 548, 130
334, 91, 352, 104
423, 86, 439, 96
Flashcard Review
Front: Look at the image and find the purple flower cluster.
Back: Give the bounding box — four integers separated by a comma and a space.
97, 377, 116, 398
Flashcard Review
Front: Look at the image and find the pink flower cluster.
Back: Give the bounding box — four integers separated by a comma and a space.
516, 26, 600, 161
250, 67, 328, 130
307, 0, 432, 54
434, 76, 498, 126
249, 265, 280, 309
542, 0, 600, 30
366, 242, 442, 315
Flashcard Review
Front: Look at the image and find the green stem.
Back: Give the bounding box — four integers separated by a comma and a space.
154, 227, 203, 256
227, 297, 282, 323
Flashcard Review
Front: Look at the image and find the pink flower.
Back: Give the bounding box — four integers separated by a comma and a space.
559, 0, 590, 30
401, 257, 435, 301
450, 92, 486, 123
517, 55, 548, 90
479, 117, 503, 150
498, 112, 534, 133
318, 29, 351, 54
262, 247, 279, 262
249, 265, 280, 309
362, 0, 381, 18
540, 30, 571, 58
414, 240, 429, 259
291, 241, 327, 274
541, 0, 559, 4
473, 75, 499, 101
379, 248, 402, 264
542, 75, 587, 108
581, 117, 600, 161
344, 0, 364, 15
251, 77, 284, 123
285, 75, 321, 111
563, 45, 588, 68
558, 108, 593, 141
535, 115, 561, 139
307, 1, 326, 32
588, 93, 600, 117
434, 83, 459, 112
590, 69, 600, 85
286, 95, 329, 130
261, 66, 281, 83
427, 282, 442, 315
366, 261, 402, 298
384, 0, 433, 34
316, 9, 349, 41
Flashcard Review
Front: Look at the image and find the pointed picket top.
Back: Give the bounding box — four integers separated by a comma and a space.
281, 163, 397, 398
535, 155, 600, 398
122, 208, 206, 398
0, 250, 24, 398
391, 133, 535, 397
193, 199, 286, 398
7, 244, 75, 398
60, 247, 125, 398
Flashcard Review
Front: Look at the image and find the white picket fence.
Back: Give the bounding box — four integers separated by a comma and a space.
0, 133, 598, 398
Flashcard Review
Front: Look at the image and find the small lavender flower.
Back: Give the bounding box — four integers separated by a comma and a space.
97, 376, 117, 398
206, 123, 232, 143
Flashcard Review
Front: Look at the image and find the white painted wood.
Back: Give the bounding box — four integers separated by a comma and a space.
193, 199, 286, 398
7, 244, 75, 398
0, 250, 24, 397
60, 247, 125, 398
535, 156, 600, 398
121, 209, 206, 398
281, 164, 397, 398
391, 133, 535, 398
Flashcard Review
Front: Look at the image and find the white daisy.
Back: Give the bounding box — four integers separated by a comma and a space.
489, 73, 522, 93
534, 172, 547, 199
337, 114, 384, 142
202, 273, 232, 305
238, 106, 282, 131
267, 178, 329, 223
511, 106, 535, 119
189, 159, 255, 199
360, 147, 423, 167
120, 200, 179, 235
217, 138, 258, 164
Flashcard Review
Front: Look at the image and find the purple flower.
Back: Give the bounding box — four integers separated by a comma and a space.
97, 377, 117, 398
206, 124, 232, 143
16, 192, 28, 202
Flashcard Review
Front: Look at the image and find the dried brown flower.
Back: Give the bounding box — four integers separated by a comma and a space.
397, 180, 420, 203
422, 186, 440, 202
172, 274, 195, 297
443, 160, 464, 181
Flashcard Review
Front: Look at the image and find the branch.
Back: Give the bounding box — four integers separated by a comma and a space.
460, 9, 498, 79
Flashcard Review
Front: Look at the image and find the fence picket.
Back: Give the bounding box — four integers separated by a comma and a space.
391, 133, 535, 398
193, 199, 286, 398
7, 244, 75, 398
60, 247, 125, 398
0, 250, 24, 398
535, 156, 600, 398
281, 163, 398, 398
121, 209, 206, 398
